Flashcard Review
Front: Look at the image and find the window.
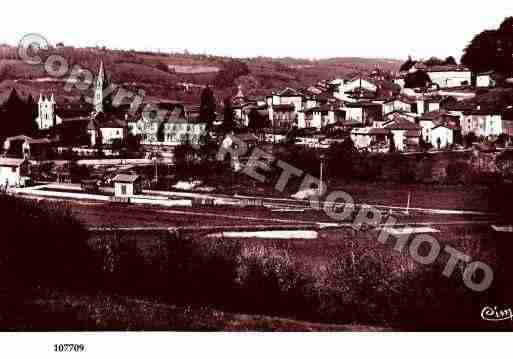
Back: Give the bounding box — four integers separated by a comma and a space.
121, 184, 126, 195
11, 167, 16, 173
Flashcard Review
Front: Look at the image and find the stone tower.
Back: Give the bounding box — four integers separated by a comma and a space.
37, 93, 56, 130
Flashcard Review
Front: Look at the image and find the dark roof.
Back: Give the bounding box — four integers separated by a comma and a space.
5, 135, 54, 145
344, 101, 382, 108
426, 65, 470, 73
405, 130, 421, 137
369, 128, 390, 135
384, 117, 421, 131
235, 133, 259, 142
273, 104, 295, 111
113, 174, 141, 183
100, 119, 125, 128
0, 158, 26, 167
420, 110, 459, 121
432, 123, 457, 130
277, 87, 303, 97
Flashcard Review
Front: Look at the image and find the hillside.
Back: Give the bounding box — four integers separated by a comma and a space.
0, 44, 402, 105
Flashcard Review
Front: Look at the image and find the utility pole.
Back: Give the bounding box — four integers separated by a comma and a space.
153, 154, 158, 184
319, 153, 325, 197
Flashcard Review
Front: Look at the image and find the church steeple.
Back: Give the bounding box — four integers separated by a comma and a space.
94, 60, 106, 113
235, 84, 244, 99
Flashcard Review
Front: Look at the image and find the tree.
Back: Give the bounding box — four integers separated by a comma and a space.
462, 17, 513, 76
221, 97, 236, 134
199, 86, 216, 129
214, 59, 250, 88
496, 133, 510, 147
25, 94, 39, 134
0, 195, 95, 289
0, 88, 38, 140
399, 56, 416, 72
444, 56, 457, 66
174, 135, 196, 168
197, 132, 217, 161
327, 137, 360, 179
126, 133, 142, 152
464, 132, 478, 147
284, 125, 299, 146
404, 70, 431, 89
111, 138, 125, 152
248, 108, 270, 133
388, 133, 396, 153
424, 57, 445, 67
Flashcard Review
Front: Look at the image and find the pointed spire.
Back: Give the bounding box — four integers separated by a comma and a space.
234, 84, 244, 100
50, 93, 55, 103
38, 93, 43, 103
98, 59, 104, 80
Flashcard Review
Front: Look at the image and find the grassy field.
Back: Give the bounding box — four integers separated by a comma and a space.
0, 289, 385, 331
2, 192, 508, 330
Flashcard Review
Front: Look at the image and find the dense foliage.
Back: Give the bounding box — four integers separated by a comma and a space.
0, 195, 94, 289
462, 17, 513, 75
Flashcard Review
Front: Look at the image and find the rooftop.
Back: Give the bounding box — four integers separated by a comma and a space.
113, 174, 141, 183
0, 157, 26, 167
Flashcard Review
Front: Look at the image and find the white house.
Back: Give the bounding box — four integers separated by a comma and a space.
418, 111, 460, 145
0, 158, 29, 188
266, 88, 305, 129
426, 66, 472, 88
334, 78, 378, 101
350, 127, 390, 152
476, 72, 494, 88
384, 117, 422, 152
460, 107, 503, 137
431, 124, 454, 149
113, 174, 142, 197
381, 98, 412, 115
87, 114, 127, 147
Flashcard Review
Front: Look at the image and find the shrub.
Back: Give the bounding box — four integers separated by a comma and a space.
166, 235, 242, 307
92, 232, 147, 294
236, 245, 316, 317
0, 195, 95, 290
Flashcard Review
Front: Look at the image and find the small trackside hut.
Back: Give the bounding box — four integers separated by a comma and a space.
112, 174, 142, 198
0, 158, 30, 189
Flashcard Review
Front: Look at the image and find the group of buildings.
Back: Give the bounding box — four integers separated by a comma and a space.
1, 59, 512, 175
229, 62, 510, 152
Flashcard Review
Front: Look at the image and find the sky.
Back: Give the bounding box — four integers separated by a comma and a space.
2, 0, 512, 61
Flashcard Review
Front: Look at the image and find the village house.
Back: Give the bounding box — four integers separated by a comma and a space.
162, 115, 207, 145
3, 135, 55, 159
418, 111, 460, 145
350, 127, 390, 152
383, 117, 422, 152
430, 123, 456, 149
333, 78, 378, 101
303, 105, 343, 130
379, 97, 413, 115
113, 174, 143, 197
459, 106, 505, 137
408, 64, 472, 88
476, 71, 495, 88
266, 88, 309, 130
0, 157, 29, 188
87, 112, 127, 147
270, 103, 297, 130
342, 101, 382, 126
131, 105, 207, 146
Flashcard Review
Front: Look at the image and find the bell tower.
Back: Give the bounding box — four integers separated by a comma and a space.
94, 60, 105, 113
37, 93, 56, 129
